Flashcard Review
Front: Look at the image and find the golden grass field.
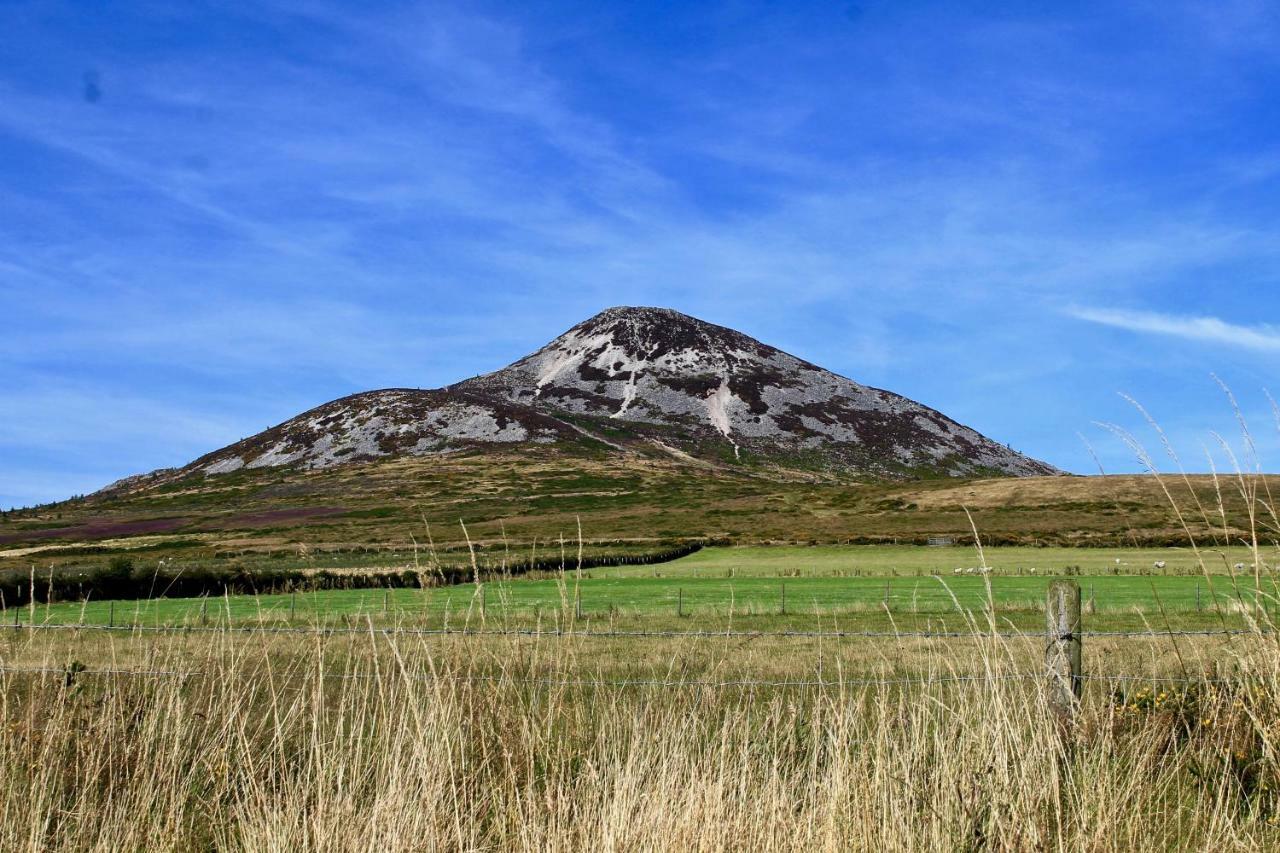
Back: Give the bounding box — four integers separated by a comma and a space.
4, 616, 1280, 851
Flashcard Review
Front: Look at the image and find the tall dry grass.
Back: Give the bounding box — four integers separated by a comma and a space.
1, 622, 1280, 851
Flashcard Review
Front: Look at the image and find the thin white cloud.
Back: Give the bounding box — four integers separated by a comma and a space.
1068, 306, 1280, 352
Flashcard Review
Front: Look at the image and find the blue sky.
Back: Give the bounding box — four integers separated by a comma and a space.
4, 0, 1280, 508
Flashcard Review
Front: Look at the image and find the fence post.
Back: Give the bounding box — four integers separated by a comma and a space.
1046, 580, 1082, 726
1195, 583, 1201, 612
575, 587, 582, 620
677, 587, 683, 618
780, 582, 787, 616
109, 601, 114, 629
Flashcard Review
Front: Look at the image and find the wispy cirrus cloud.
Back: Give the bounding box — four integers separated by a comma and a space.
1067, 306, 1280, 352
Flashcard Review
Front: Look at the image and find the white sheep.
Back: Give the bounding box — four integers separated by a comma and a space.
1030, 567, 1037, 574
953, 567, 963, 574
1154, 561, 1166, 569
1234, 562, 1246, 572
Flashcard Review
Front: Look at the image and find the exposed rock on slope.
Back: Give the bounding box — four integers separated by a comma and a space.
175, 307, 1057, 481
457, 307, 1056, 477
184, 389, 582, 475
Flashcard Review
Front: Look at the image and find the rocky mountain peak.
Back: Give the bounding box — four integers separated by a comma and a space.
164, 307, 1057, 482
457, 308, 1055, 477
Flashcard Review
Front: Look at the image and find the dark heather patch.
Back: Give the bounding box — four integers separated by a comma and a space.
376, 431, 406, 454
0, 516, 190, 544
575, 362, 614, 383
725, 373, 778, 415
537, 384, 618, 411
655, 374, 721, 397
215, 507, 347, 527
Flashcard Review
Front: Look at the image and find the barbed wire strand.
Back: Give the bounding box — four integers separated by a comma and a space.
0, 664, 1047, 688
0, 664, 1266, 689
4, 622, 1274, 641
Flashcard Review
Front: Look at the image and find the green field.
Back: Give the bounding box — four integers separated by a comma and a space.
635, 543, 1269, 577
23, 545, 1279, 632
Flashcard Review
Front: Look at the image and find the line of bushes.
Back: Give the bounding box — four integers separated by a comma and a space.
0, 541, 705, 606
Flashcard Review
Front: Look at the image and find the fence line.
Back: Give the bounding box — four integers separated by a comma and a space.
0, 664, 1263, 690
0, 664, 1044, 688
1079, 674, 1246, 685
5, 621, 1272, 641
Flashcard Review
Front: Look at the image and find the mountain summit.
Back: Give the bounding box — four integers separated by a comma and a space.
178, 307, 1056, 481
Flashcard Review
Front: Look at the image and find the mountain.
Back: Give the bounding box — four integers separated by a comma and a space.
157, 306, 1056, 484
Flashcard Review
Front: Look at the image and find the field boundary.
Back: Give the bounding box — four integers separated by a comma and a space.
4, 621, 1270, 640
0, 664, 1256, 690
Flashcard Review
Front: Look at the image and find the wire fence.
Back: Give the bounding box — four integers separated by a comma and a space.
1, 621, 1273, 641
0, 664, 1043, 688
3, 582, 1271, 697
0, 664, 1258, 690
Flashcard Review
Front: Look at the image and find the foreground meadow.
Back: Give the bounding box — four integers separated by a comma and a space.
2, 620, 1280, 850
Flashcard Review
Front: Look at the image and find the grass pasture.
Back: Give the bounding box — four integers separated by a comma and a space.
659, 543, 1268, 577
19, 544, 1280, 634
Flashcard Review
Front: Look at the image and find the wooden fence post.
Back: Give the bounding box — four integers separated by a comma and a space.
1046, 580, 1082, 725
677, 587, 683, 618
780, 582, 787, 616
